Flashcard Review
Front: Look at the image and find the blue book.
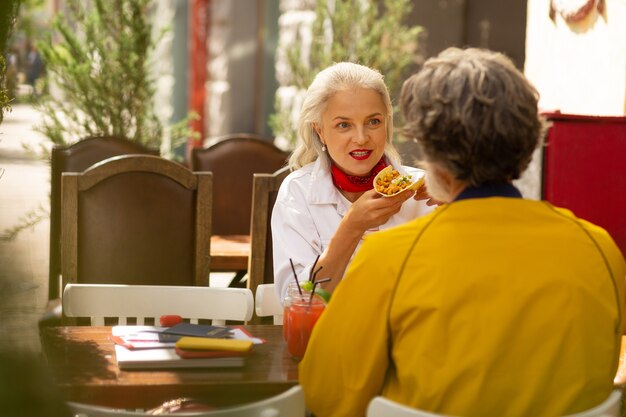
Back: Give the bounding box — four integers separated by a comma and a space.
158, 323, 232, 342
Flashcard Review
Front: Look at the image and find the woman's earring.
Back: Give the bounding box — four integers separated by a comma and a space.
321, 144, 327, 152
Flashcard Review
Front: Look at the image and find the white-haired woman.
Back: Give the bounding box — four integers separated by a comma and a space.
272, 62, 432, 301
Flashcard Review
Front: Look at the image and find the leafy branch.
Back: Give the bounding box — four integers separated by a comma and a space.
3, 0, 197, 239
270, 0, 422, 146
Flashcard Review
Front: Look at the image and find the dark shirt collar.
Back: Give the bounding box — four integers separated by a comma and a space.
454, 183, 522, 202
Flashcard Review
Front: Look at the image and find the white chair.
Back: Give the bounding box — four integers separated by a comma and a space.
68, 385, 305, 416
255, 283, 283, 325
366, 390, 622, 417
62, 283, 254, 326
564, 390, 622, 417
366, 397, 452, 417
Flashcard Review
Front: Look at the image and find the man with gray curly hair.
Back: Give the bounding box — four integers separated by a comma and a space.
299, 48, 625, 417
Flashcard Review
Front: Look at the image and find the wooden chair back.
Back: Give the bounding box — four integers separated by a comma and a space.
49, 136, 158, 300
247, 167, 290, 309
191, 134, 288, 236
62, 283, 253, 326
61, 155, 211, 292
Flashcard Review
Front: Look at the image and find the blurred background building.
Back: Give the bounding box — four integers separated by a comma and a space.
10, 0, 531, 143
7, 0, 625, 209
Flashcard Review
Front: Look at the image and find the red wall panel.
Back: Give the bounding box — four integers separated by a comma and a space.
188, 0, 210, 161
542, 113, 626, 257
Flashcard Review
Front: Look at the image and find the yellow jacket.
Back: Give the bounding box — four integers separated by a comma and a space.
299, 197, 625, 417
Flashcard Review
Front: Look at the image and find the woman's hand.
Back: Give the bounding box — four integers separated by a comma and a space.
413, 183, 443, 206
344, 188, 413, 233
319, 188, 414, 293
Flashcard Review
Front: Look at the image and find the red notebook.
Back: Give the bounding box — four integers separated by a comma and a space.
174, 347, 249, 359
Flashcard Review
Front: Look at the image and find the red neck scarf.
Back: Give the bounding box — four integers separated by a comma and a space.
330, 158, 387, 193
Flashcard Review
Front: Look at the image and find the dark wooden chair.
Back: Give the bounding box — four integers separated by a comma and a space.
48, 136, 158, 300
191, 134, 288, 286
191, 134, 288, 235
248, 167, 290, 323
61, 155, 212, 293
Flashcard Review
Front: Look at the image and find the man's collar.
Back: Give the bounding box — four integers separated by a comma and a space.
454, 183, 522, 202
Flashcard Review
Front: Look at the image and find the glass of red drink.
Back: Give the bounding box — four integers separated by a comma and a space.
283, 284, 325, 359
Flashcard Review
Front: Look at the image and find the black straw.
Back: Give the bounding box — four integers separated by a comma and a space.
312, 266, 323, 284
309, 255, 321, 283
309, 278, 331, 303
289, 258, 303, 295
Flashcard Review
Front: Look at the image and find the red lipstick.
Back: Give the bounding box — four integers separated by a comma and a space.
349, 149, 372, 161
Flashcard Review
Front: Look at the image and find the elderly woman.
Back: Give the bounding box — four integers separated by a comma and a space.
272, 62, 432, 301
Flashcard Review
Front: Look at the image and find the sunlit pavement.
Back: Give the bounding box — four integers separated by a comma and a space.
0, 103, 50, 353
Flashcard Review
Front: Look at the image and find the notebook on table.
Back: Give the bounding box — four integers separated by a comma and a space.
111, 325, 264, 370
113, 344, 245, 370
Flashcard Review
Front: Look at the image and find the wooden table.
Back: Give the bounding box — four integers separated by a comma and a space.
210, 234, 250, 271
40, 325, 298, 409
42, 325, 626, 411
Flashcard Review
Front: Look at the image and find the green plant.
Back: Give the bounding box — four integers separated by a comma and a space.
13, 0, 45, 42
36, 0, 162, 151
34, 0, 194, 158
2, 0, 196, 240
0, 0, 21, 125
270, 0, 422, 146
0, 59, 8, 125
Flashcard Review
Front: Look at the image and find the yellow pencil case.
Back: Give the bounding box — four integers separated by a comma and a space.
175, 337, 253, 352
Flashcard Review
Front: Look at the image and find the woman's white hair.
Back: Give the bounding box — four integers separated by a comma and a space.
288, 62, 401, 170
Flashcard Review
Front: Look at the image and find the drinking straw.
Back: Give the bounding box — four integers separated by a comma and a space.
309, 255, 321, 282
309, 278, 331, 303
311, 266, 323, 284
289, 258, 303, 295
